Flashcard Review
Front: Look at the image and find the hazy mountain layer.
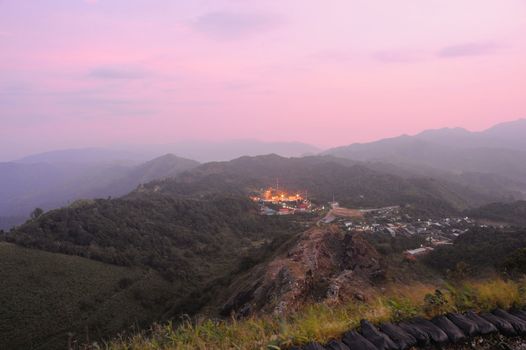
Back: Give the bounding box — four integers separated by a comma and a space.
0, 154, 199, 229
139, 154, 504, 213
324, 119, 526, 197
14, 140, 320, 164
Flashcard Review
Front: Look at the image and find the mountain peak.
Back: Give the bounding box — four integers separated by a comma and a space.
483, 118, 526, 137
144, 153, 198, 165
231, 153, 288, 163
416, 127, 470, 137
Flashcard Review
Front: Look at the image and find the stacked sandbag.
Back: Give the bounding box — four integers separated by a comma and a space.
378, 323, 417, 350
404, 317, 449, 344
325, 340, 351, 350
493, 308, 526, 335
360, 320, 397, 350
464, 311, 498, 335
480, 312, 517, 337
431, 315, 466, 343
302, 342, 326, 350
447, 313, 479, 337
342, 331, 379, 350
510, 309, 526, 322
288, 308, 526, 350
398, 321, 430, 347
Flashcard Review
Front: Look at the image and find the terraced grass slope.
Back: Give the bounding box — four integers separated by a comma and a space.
0, 243, 173, 350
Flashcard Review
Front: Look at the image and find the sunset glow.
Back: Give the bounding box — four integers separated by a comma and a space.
1, 1, 526, 160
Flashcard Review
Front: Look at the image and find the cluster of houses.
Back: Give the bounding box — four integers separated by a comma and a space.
252, 189, 480, 261
327, 206, 477, 260
251, 187, 313, 216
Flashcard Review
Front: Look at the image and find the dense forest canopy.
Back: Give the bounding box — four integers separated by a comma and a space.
467, 200, 526, 226
138, 155, 495, 215
6, 195, 300, 281
423, 227, 526, 275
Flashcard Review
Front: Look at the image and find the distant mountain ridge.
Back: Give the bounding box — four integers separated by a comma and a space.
327, 118, 526, 155
135, 154, 504, 214
0, 154, 199, 229
324, 119, 526, 198
85, 154, 200, 199
2, 139, 319, 229
13, 140, 320, 164
3, 119, 525, 230
16, 148, 146, 164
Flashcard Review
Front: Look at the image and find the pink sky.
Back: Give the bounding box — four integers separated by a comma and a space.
1, 0, 526, 160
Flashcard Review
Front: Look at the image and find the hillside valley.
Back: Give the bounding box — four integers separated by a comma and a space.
4, 1, 526, 348
138, 154, 507, 214
5, 119, 526, 231
3, 153, 526, 349
0, 154, 199, 230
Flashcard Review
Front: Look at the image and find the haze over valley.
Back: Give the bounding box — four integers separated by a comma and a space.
3, 120, 525, 230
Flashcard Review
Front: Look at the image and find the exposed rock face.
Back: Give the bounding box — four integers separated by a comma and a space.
222, 225, 385, 316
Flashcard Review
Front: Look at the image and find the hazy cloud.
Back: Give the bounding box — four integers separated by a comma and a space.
0, 82, 33, 96
68, 96, 156, 119
372, 50, 427, 63
88, 66, 148, 80
438, 42, 500, 58
309, 50, 356, 63
223, 80, 256, 90
191, 11, 281, 39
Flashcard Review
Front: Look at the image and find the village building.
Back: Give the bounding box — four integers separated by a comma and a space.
404, 247, 434, 261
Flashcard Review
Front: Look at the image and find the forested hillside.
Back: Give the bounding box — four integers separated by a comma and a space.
467, 201, 526, 227
7, 195, 299, 281
424, 227, 526, 275
3, 191, 303, 348
140, 154, 498, 214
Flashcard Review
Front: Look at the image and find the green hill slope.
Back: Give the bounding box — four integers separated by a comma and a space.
3, 194, 303, 348
0, 243, 173, 350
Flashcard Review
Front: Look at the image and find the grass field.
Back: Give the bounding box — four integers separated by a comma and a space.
104, 278, 526, 350
0, 243, 173, 350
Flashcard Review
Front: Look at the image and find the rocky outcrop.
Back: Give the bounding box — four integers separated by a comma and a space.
221, 225, 385, 316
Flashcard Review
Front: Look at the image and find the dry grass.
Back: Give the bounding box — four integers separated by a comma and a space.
466, 278, 524, 310
101, 278, 526, 350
